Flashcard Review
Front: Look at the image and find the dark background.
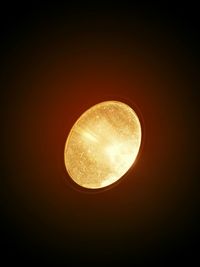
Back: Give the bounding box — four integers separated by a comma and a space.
1, 2, 199, 264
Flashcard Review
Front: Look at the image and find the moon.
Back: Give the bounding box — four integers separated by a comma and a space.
64, 101, 142, 189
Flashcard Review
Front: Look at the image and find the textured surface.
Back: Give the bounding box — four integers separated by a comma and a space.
64, 101, 142, 189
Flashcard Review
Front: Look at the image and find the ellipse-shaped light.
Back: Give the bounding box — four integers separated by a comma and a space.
64, 101, 142, 189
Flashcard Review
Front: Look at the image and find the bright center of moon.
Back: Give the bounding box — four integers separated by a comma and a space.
64, 101, 142, 189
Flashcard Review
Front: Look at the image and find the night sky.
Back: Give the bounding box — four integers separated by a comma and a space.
1, 2, 199, 264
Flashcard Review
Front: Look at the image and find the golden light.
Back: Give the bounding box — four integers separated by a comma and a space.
64, 101, 142, 189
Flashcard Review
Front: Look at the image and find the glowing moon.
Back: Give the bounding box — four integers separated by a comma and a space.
64, 101, 142, 189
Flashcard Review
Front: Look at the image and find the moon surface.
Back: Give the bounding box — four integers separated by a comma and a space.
64, 101, 142, 189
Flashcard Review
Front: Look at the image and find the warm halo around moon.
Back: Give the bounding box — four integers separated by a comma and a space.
64, 101, 142, 189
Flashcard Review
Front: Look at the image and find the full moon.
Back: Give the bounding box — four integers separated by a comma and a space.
64, 101, 142, 189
